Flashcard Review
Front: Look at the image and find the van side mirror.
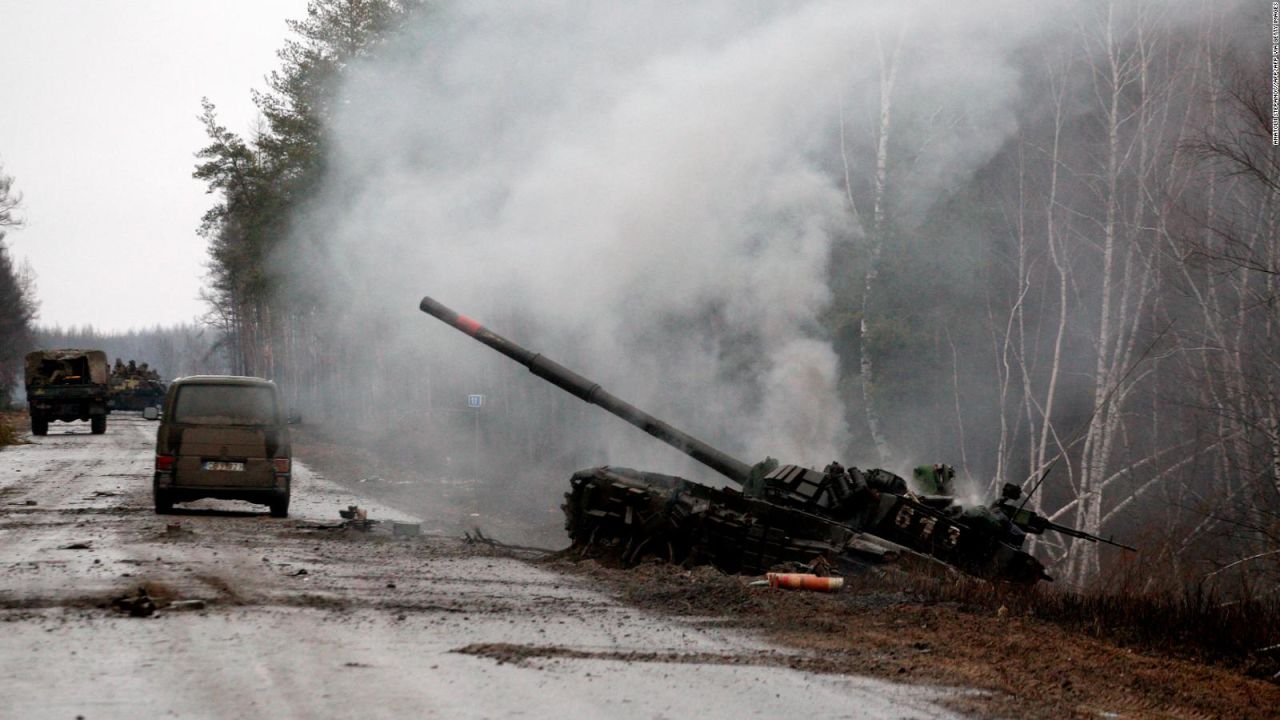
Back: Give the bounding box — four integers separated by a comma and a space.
143, 406, 160, 421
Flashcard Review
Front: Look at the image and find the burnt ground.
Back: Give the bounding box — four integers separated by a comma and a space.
296, 428, 1280, 720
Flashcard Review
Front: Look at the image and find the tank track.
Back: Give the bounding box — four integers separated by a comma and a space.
562, 466, 896, 575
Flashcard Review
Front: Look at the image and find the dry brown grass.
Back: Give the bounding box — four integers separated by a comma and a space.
0, 410, 28, 447
554, 557, 1280, 719
889, 571, 1280, 681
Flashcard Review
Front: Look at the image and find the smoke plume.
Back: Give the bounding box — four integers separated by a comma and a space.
297, 0, 1041, 478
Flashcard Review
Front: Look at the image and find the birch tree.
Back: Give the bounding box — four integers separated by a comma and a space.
841, 26, 905, 467
1170, 51, 1280, 589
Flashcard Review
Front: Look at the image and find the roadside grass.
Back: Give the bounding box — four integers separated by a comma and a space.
884, 570, 1280, 681
565, 530, 1280, 681
0, 410, 28, 447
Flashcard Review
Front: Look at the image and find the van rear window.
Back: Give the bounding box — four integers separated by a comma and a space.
173, 385, 277, 425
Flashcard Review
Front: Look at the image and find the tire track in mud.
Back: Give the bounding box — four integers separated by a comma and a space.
455, 642, 813, 669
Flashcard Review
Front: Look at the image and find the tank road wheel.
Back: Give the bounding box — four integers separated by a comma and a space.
31, 417, 48, 436
90, 415, 107, 434
154, 490, 174, 514
269, 494, 290, 519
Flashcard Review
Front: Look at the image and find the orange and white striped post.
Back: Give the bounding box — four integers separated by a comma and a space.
765, 573, 844, 592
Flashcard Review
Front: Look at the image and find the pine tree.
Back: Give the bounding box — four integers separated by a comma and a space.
0, 164, 37, 405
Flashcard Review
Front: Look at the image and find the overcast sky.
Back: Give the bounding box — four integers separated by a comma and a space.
0, 0, 308, 331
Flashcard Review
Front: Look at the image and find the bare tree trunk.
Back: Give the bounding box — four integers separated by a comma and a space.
1067, 1, 1162, 585
857, 27, 904, 467
1066, 2, 1124, 585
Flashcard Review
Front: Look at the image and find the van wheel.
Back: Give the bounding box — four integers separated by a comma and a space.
269, 495, 290, 518
90, 416, 106, 434
31, 417, 48, 436
154, 491, 174, 514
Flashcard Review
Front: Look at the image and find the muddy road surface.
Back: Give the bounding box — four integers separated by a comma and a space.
0, 415, 962, 719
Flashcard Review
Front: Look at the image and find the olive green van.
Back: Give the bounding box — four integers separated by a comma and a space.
153, 376, 295, 517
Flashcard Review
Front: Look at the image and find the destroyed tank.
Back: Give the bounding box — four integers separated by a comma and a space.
419, 296, 1133, 584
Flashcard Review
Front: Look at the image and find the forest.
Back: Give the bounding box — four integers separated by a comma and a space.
178, 0, 1277, 592
0, 165, 37, 407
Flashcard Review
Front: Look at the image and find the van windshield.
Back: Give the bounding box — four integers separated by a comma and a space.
173, 384, 277, 425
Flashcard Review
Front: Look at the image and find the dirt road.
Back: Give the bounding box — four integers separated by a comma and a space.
0, 416, 962, 719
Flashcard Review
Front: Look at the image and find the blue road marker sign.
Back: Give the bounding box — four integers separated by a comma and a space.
467, 394, 484, 408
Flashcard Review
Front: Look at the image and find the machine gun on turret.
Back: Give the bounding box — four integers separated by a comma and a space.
993, 483, 1137, 552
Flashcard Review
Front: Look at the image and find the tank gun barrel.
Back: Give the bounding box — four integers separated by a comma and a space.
419, 296, 754, 485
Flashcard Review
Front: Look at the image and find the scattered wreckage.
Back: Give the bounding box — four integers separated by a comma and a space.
419, 295, 1134, 584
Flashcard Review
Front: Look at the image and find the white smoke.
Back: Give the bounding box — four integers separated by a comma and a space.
299, 0, 1041, 472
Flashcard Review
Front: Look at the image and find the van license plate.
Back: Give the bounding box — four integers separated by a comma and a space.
202, 461, 245, 472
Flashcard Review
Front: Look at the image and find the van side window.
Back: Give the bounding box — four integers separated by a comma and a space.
173, 385, 278, 425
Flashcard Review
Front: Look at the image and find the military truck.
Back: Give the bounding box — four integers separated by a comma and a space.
25, 349, 111, 435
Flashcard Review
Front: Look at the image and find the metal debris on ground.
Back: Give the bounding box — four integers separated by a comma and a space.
769, 556, 835, 576
339, 505, 375, 531
463, 528, 556, 557
109, 587, 156, 617
391, 521, 420, 538
167, 599, 207, 611
164, 522, 192, 537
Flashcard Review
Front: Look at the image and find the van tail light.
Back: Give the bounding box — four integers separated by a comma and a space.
156, 455, 175, 471
273, 458, 291, 473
